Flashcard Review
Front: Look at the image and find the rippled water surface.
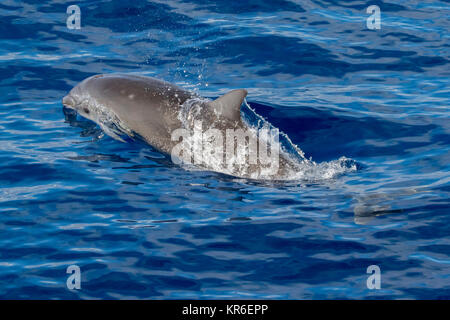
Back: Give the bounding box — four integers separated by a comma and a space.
0, 0, 449, 299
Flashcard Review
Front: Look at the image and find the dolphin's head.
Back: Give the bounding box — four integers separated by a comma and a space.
62, 75, 104, 121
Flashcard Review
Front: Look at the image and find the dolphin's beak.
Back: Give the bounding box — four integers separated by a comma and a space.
62, 95, 76, 109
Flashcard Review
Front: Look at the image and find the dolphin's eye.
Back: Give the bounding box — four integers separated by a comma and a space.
83, 108, 90, 114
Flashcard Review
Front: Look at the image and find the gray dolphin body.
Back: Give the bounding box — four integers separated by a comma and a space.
63, 74, 295, 178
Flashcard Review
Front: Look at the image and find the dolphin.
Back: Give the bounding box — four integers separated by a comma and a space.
63, 74, 296, 178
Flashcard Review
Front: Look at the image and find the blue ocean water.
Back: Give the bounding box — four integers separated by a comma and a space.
0, 0, 449, 299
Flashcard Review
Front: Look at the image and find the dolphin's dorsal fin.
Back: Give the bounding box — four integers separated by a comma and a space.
207, 89, 247, 121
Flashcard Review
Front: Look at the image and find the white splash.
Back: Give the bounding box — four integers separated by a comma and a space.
176, 98, 358, 181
